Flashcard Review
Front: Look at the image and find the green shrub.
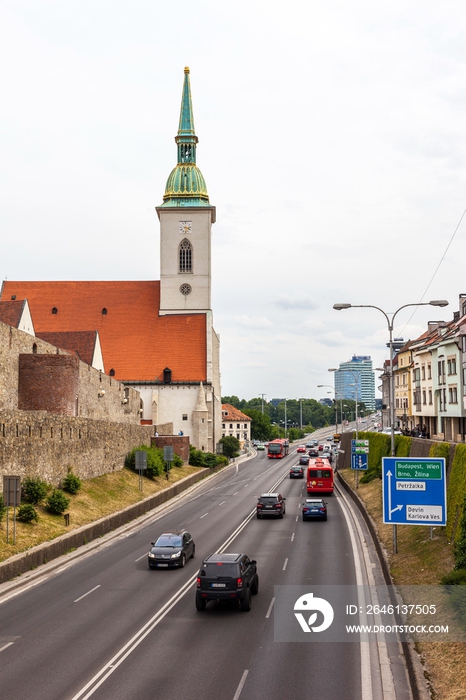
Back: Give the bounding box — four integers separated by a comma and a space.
441, 569, 466, 586
62, 471, 82, 495
46, 489, 70, 515
454, 495, 466, 570
189, 445, 228, 468
22, 476, 49, 505
430, 441, 451, 474
395, 435, 412, 458
173, 453, 183, 468
219, 435, 240, 459
17, 503, 39, 523
125, 444, 164, 479
359, 432, 391, 483
446, 444, 466, 543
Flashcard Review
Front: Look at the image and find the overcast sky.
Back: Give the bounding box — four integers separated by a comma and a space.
1, 1, 465, 402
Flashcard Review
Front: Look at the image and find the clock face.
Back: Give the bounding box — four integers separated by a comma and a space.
179, 221, 192, 234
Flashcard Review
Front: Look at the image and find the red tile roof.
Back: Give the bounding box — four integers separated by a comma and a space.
0, 281, 207, 382
0, 299, 26, 328
222, 404, 251, 422
36, 330, 98, 366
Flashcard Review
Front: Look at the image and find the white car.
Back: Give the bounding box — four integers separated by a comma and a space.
380, 428, 402, 435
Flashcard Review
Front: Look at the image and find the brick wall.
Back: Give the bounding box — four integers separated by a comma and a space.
152, 435, 189, 462
19, 354, 80, 415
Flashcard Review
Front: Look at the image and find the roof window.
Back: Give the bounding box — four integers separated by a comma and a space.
102, 308, 107, 315
52, 307, 58, 314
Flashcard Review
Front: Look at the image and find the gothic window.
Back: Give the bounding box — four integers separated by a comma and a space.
179, 239, 192, 273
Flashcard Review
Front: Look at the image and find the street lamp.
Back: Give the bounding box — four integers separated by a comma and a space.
334, 299, 449, 552
317, 384, 338, 434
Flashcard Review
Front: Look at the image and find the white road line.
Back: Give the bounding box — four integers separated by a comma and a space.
232, 670, 249, 700
0, 642, 14, 653
291, 533, 295, 542
295, 516, 298, 522
74, 585, 101, 603
282, 558, 288, 571
233, 491, 238, 495
200, 513, 209, 519
265, 597, 275, 618
243, 484, 249, 488
134, 553, 148, 563
218, 501, 226, 506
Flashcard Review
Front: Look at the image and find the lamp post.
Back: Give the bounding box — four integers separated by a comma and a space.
334, 299, 449, 552
317, 384, 338, 433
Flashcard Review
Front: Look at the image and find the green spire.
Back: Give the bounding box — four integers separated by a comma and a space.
160, 67, 210, 208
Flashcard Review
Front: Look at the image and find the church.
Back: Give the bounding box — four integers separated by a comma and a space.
0, 68, 222, 453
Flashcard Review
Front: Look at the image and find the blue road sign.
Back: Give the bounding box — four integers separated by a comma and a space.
382, 458, 446, 526
351, 454, 368, 470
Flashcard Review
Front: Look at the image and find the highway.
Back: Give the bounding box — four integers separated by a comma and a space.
0, 437, 410, 700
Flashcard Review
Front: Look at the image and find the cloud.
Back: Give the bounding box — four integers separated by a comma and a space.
232, 315, 273, 329
272, 294, 317, 310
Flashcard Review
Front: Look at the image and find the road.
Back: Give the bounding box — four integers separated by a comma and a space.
0, 440, 411, 700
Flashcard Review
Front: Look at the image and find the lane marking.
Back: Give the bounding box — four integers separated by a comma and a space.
232, 669, 249, 700
265, 597, 275, 619
233, 491, 238, 495
295, 516, 298, 522
200, 513, 209, 519
282, 558, 288, 571
0, 642, 14, 653
69, 469, 289, 700
218, 501, 226, 506
243, 484, 249, 488
74, 585, 101, 603
134, 553, 148, 563
291, 533, 295, 542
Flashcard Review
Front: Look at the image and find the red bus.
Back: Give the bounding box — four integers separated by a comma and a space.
306, 459, 334, 494
267, 438, 290, 459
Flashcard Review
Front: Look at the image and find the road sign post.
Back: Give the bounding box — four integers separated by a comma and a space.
382, 458, 446, 535
351, 440, 369, 489
164, 446, 174, 480
135, 451, 147, 492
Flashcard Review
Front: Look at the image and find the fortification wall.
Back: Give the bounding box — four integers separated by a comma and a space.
0, 410, 154, 485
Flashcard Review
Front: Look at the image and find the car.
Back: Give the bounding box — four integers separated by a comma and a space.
148, 530, 195, 568
256, 443, 266, 450
318, 444, 324, 451
308, 448, 319, 457
256, 493, 286, 518
297, 445, 306, 453
299, 455, 310, 465
302, 498, 327, 521
326, 436, 333, 441
195, 553, 258, 611
290, 465, 304, 478
310, 439, 318, 447
379, 428, 402, 435
305, 442, 313, 448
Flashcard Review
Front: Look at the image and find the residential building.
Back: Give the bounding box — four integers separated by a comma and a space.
221, 404, 251, 447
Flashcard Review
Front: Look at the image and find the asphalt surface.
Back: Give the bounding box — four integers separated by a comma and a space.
0, 432, 410, 700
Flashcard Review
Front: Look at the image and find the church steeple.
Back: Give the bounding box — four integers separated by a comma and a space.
160, 67, 210, 207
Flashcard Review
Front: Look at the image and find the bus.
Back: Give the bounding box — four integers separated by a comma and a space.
267, 438, 290, 459
306, 459, 334, 494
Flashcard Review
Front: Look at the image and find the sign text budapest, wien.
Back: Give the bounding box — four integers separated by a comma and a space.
382, 458, 446, 526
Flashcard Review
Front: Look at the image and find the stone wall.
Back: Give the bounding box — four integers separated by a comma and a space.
0, 410, 154, 484
19, 354, 80, 414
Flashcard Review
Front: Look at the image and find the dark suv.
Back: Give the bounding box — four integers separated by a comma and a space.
256, 493, 286, 518
195, 553, 259, 611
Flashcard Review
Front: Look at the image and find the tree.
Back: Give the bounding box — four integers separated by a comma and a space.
242, 409, 273, 441
219, 436, 240, 459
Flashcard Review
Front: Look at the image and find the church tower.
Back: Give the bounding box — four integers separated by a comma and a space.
157, 68, 216, 316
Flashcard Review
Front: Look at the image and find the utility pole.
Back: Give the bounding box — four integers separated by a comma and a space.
259, 393, 266, 414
